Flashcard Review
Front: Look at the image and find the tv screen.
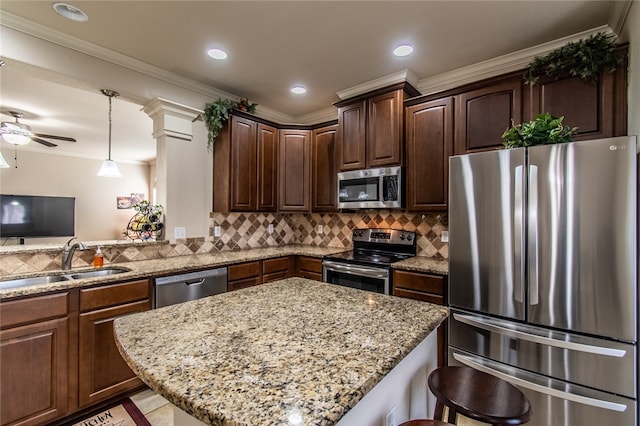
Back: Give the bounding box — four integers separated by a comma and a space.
0, 195, 75, 238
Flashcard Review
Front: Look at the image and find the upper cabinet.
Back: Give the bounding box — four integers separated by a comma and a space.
454, 75, 523, 155
405, 97, 454, 212
336, 83, 420, 171
279, 129, 311, 212
213, 114, 279, 212
312, 124, 339, 212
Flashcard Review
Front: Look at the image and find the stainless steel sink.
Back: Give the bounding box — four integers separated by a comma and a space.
0, 267, 131, 290
66, 267, 131, 280
0, 274, 72, 290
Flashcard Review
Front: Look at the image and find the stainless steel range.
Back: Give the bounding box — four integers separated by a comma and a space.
322, 228, 416, 295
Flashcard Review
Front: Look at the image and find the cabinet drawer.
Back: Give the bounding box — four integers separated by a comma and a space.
298, 271, 323, 282
80, 279, 150, 312
228, 261, 262, 281
263, 271, 289, 284
228, 277, 261, 292
1, 292, 69, 329
296, 256, 322, 273
263, 257, 290, 274
393, 288, 445, 305
394, 271, 445, 295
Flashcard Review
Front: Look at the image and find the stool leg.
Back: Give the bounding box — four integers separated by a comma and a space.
446, 408, 457, 424
434, 401, 445, 420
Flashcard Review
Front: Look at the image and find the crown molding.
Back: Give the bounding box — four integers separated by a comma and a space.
417, 25, 613, 96
336, 69, 420, 100
609, 0, 633, 36
290, 107, 338, 126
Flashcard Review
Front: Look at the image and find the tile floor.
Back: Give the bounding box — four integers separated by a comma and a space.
129, 389, 485, 426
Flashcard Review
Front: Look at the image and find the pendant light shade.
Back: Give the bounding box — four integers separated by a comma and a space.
97, 89, 122, 177
0, 151, 10, 168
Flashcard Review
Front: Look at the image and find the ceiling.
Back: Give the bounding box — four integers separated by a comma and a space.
0, 1, 629, 164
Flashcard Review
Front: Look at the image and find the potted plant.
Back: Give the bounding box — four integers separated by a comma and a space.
524, 32, 622, 85
502, 113, 579, 149
202, 98, 257, 151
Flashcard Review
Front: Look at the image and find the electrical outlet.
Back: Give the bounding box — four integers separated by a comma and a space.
441, 230, 449, 242
385, 406, 397, 426
174, 227, 186, 239
317, 225, 324, 234
214, 226, 222, 237
268, 224, 274, 234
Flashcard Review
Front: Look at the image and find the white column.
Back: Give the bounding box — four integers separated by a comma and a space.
143, 98, 211, 241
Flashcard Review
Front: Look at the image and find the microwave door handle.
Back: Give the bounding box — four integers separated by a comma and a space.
453, 352, 628, 413
323, 261, 388, 279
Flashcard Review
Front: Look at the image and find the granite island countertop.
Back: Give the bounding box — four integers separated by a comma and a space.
114, 278, 449, 426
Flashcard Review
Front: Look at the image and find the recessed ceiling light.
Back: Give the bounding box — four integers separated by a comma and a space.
53, 3, 88, 22
207, 48, 228, 60
290, 86, 307, 95
393, 44, 414, 57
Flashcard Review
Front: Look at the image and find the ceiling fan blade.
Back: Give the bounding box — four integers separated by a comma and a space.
33, 133, 76, 142
31, 137, 58, 147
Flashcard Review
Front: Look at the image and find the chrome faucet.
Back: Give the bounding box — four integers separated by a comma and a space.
61, 237, 88, 270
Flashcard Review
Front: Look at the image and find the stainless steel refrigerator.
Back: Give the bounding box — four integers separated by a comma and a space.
448, 136, 637, 426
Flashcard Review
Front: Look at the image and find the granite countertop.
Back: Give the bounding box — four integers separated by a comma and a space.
391, 256, 449, 275
114, 278, 449, 426
0, 245, 348, 299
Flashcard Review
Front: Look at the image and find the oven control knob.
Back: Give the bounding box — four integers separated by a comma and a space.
400, 234, 405, 240
407, 235, 412, 241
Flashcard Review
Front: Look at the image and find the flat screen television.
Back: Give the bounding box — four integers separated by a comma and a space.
0, 194, 75, 239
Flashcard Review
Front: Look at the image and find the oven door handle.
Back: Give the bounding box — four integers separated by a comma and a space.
322, 260, 389, 279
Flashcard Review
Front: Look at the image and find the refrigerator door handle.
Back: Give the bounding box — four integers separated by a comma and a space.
513, 165, 525, 303
453, 352, 628, 413
528, 164, 539, 305
453, 313, 626, 357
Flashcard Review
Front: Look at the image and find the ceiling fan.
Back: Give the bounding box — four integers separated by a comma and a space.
0, 111, 77, 147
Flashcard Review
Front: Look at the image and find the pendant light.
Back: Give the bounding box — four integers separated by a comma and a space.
97, 89, 122, 177
0, 112, 33, 145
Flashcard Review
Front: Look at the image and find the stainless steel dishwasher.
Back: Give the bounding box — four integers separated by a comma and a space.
153, 267, 227, 308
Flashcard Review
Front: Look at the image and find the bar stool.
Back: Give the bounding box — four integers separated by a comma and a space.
428, 366, 531, 425
399, 421, 452, 426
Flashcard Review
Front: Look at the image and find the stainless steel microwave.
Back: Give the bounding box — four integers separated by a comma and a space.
337, 166, 402, 209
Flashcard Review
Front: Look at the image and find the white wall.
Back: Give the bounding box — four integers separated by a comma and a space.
622, 1, 639, 137
0, 149, 149, 244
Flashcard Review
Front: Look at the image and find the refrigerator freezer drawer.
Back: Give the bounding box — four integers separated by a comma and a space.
449, 349, 637, 426
449, 310, 636, 398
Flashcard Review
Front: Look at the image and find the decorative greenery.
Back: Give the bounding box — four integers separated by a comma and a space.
525, 32, 622, 84
203, 98, 257, 151
502, 113, 579, 149
126, 201, 164, 240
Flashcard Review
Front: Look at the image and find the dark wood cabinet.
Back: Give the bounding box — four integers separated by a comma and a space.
393, 270, 447, 367
454, 76, 523, 155
213, 114, 279, 212
336, 83, 419, 171
279, 129, 311, 212
311, 124, 338, 212
295, 256, 323, 281
262, 257, 292, 283
228, 261, 262, 291
1, 293, 70, 426
78, 279, 150, 408
523, 66, 627, 141
405, 97, 454, 212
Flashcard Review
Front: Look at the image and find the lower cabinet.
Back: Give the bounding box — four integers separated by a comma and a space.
295, 256, 323, 281
78, 279, 151, 408
393, 270, 448, 367
228, 261, 263, 291
0, 293, 70, 426
262, 257, 292, 283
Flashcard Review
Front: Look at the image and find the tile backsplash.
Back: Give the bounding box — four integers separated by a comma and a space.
1, 211, 447, 275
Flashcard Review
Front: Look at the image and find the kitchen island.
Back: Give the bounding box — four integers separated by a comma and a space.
114, 278, 448, 425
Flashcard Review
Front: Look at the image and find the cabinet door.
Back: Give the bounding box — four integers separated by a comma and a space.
455, 78, 522, 154
1, 317, 69, 425
367, 89, 403, 167
312, 124, 338, 212
337, 100, 367, 171
279, 129, 311, 212
257, 123, 278, 211
78, 300, 148, 407
405, 97, 454, 211
295, 256, 323, 281
230, 115, 258, 211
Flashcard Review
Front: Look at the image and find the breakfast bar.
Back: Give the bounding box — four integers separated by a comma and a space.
113, 278, 448, 425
